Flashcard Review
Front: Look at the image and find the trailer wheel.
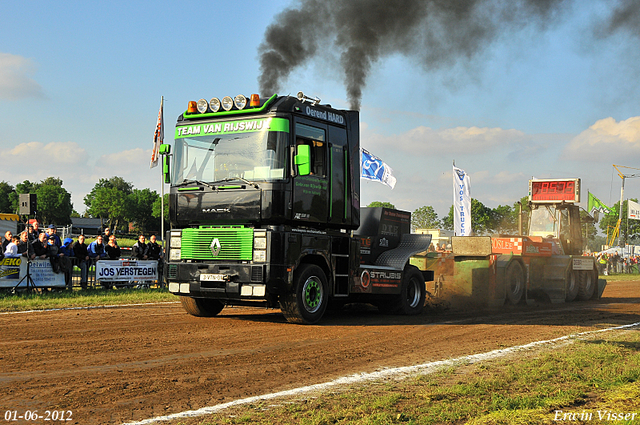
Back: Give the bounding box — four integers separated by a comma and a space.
505, 262, 525, 305
179, 296, 225, 317
565, 269, 579, 302
576, 269, 596, 300
396, 266, 426, 315
280, 264, 328, 324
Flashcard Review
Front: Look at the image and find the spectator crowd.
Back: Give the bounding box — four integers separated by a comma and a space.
1, 224, 164, 290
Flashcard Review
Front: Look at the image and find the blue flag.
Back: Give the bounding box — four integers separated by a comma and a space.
361, 149, 396, 189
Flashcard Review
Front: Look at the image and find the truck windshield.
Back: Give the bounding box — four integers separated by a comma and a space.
529, 206, 559, 237
172, 125, 288, 185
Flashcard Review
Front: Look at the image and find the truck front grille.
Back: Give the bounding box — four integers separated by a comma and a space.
181, 227, 254, 261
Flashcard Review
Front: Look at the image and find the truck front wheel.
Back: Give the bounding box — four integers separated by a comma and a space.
280, 264, 328, 324
506, 262, 525, 305
180, 296, 225, 317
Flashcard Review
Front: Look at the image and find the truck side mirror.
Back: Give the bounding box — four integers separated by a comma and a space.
295, 144, 311, 176
163, 154, 171, 184
159, 144, 171, 155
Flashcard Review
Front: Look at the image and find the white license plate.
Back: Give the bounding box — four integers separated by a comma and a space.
200, 273, 226, 282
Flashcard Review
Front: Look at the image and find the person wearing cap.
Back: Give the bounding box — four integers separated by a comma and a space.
46, 225, 62, 248
30, 221, 43, 241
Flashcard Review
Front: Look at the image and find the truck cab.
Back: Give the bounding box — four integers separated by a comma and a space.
163, 92, 430, 324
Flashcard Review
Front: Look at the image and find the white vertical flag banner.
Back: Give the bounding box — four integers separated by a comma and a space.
361, 149, 397, 189
628, 200, 640, 220
453, 165, 472, 236
150, 96, 164, 169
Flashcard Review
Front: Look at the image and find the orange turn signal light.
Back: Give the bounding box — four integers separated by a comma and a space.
187, 101, 198, 113
250, 94, 260, 107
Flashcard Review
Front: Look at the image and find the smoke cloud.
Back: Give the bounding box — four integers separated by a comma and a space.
258, 0, 572, 110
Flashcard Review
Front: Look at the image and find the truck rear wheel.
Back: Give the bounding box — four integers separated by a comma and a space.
396, 266, 426, 315
565, 269, 579, 302
180, 296, 225, 317
506, 262, 524, 305
576, 269, 596, 300
280, 264, 328, 325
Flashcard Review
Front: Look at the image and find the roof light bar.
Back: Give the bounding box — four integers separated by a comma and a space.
196, 99, 208, 114
221, 96, 233, 111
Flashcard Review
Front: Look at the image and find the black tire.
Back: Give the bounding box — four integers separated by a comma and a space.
576, 269, 596, 301
505, 261, 525, 305
180, 296, 225, 317
280, 264, 328, 324
396, 266, 426, 315
565, 269, 579, 302
377, 266, 426, 315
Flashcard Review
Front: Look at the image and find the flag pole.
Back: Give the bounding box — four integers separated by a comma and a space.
159, 96, 165, 244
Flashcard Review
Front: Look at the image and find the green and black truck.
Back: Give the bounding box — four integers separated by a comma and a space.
162, 92, 432, 324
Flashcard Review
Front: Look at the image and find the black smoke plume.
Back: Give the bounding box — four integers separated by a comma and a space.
258, 0, 572, 110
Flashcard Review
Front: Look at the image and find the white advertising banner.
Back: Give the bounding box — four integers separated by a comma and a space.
0, 258, 66, 289
453, 165, 472, 236
96, 260, 158, 282
628, 200, 640, 220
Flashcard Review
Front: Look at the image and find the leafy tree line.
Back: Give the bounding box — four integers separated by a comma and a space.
0, 176, 168, 233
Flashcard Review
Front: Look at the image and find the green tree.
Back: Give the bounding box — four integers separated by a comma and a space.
85, 177, 134, 231
84, 177, 133, 213
442, 198, 499, 235
367, 201, 396, 209
0, 181, 15, 213
35, 184, 73, 225
152, 193, 170, 232
127, 188, 160, 232
411, 206, 440, 230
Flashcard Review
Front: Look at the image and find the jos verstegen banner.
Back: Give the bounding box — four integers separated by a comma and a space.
453, 165, 472, 236
361, 149, 397, 189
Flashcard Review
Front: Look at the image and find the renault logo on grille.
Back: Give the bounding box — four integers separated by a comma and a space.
210, 238, 221, 256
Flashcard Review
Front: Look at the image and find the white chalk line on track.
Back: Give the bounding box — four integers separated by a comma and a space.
0, 301, 179, 315
121, 320, 640, 425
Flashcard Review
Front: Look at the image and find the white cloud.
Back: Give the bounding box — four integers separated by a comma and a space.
563, 116, 640, 161
0, 52, 45, 100
362, 124, 529, 156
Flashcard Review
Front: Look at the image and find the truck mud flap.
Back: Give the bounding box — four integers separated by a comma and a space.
375, 234, 432, 269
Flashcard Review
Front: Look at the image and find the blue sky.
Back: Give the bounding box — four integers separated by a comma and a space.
1, 0, 639, 224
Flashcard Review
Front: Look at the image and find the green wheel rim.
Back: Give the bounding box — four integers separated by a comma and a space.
302, 276, 323, 313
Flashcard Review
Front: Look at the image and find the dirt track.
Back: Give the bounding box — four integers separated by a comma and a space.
1, 280, 639, 425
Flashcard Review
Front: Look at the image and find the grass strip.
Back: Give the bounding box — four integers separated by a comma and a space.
172, 331, 640, 425
0, 287, 176, 312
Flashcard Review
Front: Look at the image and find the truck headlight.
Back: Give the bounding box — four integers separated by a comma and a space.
253, 250, 266, 262
170, 249, 181, 261
170, 231, 182, 248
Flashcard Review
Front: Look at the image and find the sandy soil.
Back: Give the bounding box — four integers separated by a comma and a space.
1, 280, 639, 424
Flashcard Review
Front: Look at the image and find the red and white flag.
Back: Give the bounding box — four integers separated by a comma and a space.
150, 97, 164, 169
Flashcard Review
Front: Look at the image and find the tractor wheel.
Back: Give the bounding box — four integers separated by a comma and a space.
565, 269, 579, 302
280, 264, 328, 324
576, 269, 596, 300
505, 261, 525, 305
180, 296, 225, 317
